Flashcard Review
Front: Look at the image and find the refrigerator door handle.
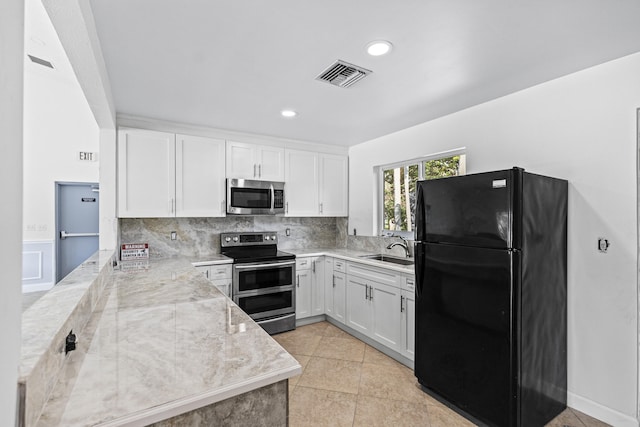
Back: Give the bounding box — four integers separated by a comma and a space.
415, 243, 425, 300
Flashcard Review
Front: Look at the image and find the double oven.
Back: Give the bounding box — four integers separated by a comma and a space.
221, 232, 296, 334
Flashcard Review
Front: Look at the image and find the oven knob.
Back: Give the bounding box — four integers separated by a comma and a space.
264, 236, 270, 241
271, 235, 276, 241
233, 236, 239, 242
224, 237, 231, 243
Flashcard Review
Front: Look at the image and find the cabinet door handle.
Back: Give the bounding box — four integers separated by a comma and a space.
364, 284, 368, 300
332, 275, 335, 287
253, 164, 257, 177
400, 295, 404, 312
369, 286, 373, 301
286, 202, 289, 214
312, 260, 316, 273
258, 164, 262, 177
319, 203, 323, 214
205, 270, 209, 279
296, 274, 300, 287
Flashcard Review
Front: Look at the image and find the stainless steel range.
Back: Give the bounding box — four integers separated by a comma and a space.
221, 231, 296, 335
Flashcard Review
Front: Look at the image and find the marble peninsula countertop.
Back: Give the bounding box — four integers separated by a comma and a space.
36, 257, 301, 427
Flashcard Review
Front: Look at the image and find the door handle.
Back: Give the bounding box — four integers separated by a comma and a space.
400, 295, 404, 312
60, 231, 99, 240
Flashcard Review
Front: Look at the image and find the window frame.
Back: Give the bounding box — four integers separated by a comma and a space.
376, 148, 466, 238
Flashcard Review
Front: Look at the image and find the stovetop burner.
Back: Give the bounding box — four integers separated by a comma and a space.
220, 231, 295, 264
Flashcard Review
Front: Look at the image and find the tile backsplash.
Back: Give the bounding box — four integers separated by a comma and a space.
119, 216, 412, 259
120, 217, 343, 258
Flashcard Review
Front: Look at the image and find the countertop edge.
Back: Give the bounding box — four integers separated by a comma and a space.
289, 249, 415, 274
97, 364, 302, 427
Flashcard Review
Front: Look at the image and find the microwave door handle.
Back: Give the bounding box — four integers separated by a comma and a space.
270, 183, 275, 212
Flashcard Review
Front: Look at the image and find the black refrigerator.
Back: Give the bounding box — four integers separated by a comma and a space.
414, 167, 567, 427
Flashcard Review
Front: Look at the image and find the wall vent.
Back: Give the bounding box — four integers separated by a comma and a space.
315, 60, 371, 88
27, 54, 54, 69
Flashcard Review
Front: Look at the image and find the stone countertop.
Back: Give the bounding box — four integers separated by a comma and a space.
36, 257, 301, 427
285, 248, 416, 274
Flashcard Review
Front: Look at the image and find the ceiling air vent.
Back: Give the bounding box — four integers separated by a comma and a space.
315, 60, 371, 88
27, 54, 54, 69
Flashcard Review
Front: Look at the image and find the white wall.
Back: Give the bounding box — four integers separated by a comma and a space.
0, 0, 24, 423
23, 0, 100, 286
349, 53, 640, 426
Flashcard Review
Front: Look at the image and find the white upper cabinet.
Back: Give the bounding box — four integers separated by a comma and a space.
118, 128, 226, 218
284, 149, 348, 217
285, 149, 319, 216
175, 134, 226, 217
319, 153, 348, 216
118, 128, 176, 218
226, 141, 284, 181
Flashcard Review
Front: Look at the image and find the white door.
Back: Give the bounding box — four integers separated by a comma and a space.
346, 276, 371, 334
324, 258, 335, 317
311, 257, 325, 316
56, 182, 99, 282
285, 149, 318, 216
258, 145, 285, 181
402, 289, 416, 359
175, 134, 226, 217
226, 141, 257, 179
296, 269, 312, 319
319, 154, 348, 216
370, 281, 402, 351
333, 272, 347, 323
118, 128, 175, 217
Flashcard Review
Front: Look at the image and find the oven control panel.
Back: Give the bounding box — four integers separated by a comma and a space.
221, 231, 278, 247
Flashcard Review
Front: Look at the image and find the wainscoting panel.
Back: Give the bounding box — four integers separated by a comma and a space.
22, 240, 54, 292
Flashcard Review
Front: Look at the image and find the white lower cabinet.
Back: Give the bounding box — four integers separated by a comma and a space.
296, 256, 325, 320
325, 258, 346, 324
345, 261, 408, 356
401, 276, 416, 360
346, 275, 372, 335
194, 264, 232, 298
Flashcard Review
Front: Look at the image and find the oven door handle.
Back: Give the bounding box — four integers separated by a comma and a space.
234, 260, 296, 270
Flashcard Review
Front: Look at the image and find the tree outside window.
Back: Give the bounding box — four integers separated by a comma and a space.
382, 154, 465, 233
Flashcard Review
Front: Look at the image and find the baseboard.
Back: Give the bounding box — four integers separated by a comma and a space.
568, 392, 638, 427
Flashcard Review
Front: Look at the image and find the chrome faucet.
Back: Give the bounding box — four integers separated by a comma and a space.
386, 235, 411, 258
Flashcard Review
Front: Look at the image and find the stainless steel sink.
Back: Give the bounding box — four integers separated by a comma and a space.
359, 254, 414, 266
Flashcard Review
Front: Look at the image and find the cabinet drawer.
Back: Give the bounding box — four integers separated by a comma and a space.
210, 265, 231, 278
296, 258, 311, 270
404, 277, 415, 293
347, 262, 400, 288
333, 259, 346, 273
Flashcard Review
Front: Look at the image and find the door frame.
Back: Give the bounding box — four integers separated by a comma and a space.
54, 181, 99, 282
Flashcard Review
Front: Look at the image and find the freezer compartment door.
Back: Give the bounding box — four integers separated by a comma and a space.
415, 243, 518, 427
416, 169, 519, 249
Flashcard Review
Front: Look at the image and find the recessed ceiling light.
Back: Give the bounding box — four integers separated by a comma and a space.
281, 110, 297, 118
366, 40, 393, 56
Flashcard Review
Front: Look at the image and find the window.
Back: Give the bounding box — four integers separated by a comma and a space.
380, 153, 465, 234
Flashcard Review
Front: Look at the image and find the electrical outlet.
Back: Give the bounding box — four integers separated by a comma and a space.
598, 237, 610, 253
171, 231, 177, 240
285, 228, 291, 237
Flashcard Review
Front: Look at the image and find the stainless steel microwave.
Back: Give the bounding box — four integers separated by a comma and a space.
226, 179, 285, 215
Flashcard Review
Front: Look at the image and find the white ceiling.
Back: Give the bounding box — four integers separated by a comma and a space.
86, 0, 640, 147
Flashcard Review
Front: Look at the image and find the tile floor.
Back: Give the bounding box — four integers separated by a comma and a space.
274, 321, 611, 427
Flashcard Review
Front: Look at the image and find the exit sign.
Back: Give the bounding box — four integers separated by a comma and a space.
78, 152, 97, 162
